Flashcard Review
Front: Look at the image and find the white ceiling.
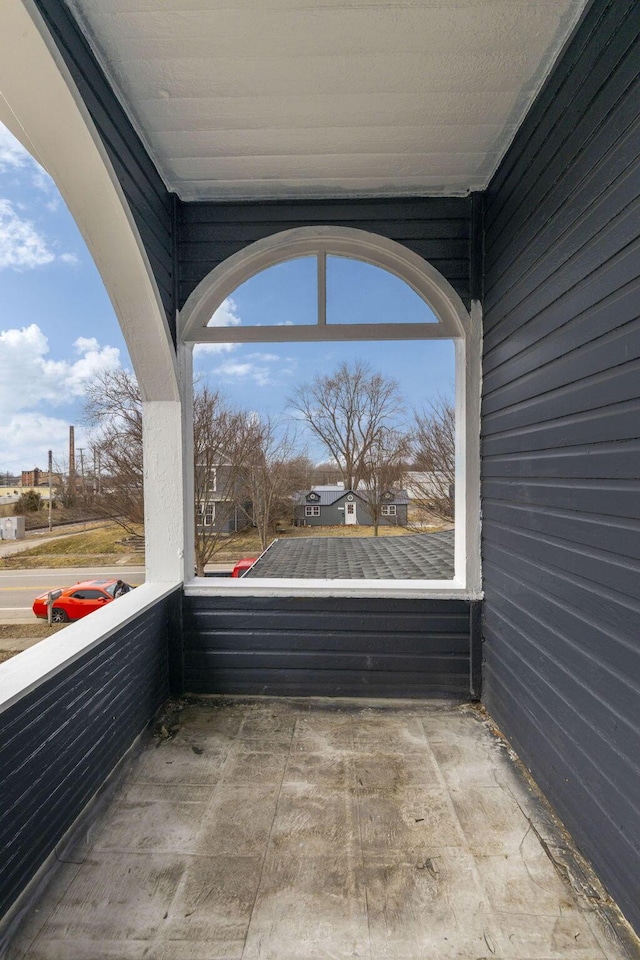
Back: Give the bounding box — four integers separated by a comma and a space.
68, 0, 589, 201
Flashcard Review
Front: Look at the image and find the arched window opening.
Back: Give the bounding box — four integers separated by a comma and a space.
180, 227, 480, 596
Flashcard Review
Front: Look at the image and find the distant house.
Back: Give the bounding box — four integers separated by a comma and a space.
293, 485, 409, 527
195, 462, 250, 535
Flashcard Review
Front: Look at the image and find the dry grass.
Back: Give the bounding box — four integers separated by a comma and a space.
1, 519, 450, 569
283, 524, 410, 538
209, 523, 415, 561
0, 523, 143, 569
0, 623, 66, 664
0, 623, 66, 641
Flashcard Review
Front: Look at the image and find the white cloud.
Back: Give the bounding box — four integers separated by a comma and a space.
209, 297, 242, 329
194, 340, 237, 357
73, 336, 100, 353
0, 324, 121, 417
0, 413, 89, 475
0, 199, 56, 269
0, 124, 77, 266
0, 124, 56, 194
213, 351, 294, 388
0, 125, 31, 172
30, 168, 55, 194
0, 199, 78, 271
254, 353, 280, 362
195, 297, 244, 356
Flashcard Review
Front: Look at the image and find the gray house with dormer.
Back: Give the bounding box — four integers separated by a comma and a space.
294, 485, 409, 527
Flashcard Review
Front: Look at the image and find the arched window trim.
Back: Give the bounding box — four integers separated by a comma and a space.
179, 227, 467, 344
179, 226, 482, 599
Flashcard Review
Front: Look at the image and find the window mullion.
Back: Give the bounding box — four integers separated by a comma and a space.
318, 252, 326, 326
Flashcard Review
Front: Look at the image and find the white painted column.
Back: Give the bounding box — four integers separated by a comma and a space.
143, 400, 186, 583
178, 343, 196, 579
465, 301, 483, 594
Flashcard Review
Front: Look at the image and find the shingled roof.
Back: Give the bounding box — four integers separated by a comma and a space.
243, 530, 454, 580
295, 486, 410, 507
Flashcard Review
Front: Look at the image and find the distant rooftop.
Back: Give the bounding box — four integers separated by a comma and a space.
295, 486, 410, 507
244, 530, 454, 580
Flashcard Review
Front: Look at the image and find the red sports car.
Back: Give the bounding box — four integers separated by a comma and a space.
32, 578, 134, 623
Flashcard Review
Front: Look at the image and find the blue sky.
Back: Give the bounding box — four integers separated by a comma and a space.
0, 121, 454, 474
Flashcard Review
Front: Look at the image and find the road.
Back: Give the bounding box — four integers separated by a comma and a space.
0, 566, 145, 622
0, 563, 234, 622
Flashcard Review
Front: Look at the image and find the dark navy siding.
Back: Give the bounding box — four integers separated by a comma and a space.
33, 0, 177, 339
183, 596, 473, 698
482, 0, 640, 933
0, 591, 178, 922
178, 197, 472, 309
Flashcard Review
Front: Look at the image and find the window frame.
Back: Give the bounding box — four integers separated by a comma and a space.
179, 226, 481, 599
305, 505, 321, 517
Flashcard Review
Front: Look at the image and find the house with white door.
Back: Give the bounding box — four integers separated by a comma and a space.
293, 485, 409, 527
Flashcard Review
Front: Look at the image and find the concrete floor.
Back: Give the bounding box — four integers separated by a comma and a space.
7, 699, 639, 960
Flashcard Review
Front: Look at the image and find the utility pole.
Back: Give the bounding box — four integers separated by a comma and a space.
48, 449, 53, 533
78, 447, 86, 526
94, 448, 101, 495
68, 425, 76, 503
78, 448, 85, 495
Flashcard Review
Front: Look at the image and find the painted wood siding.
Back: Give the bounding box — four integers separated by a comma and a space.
0, 592, 179, 924
178, 197, 472, 309
33, 0, 177, 339
183, 596, 477, 699
482, 0, 640, 933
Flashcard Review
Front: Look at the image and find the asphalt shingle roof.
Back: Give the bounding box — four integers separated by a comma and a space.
244, 530, 454, 580
294, 487, 410, 507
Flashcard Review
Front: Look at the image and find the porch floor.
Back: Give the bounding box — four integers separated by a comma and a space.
9, 698, 638, 960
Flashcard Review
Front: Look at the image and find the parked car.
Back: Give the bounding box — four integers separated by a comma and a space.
231, 557, 257, 577
32, 578, 134, 623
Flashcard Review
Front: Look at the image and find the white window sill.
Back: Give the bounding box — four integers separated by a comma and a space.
184, 576, 482, 600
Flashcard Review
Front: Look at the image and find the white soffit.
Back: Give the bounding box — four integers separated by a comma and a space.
67, 0, 589, 201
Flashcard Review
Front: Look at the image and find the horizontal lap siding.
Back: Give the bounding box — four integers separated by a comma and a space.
34, 1, 176, 340
183, 597, 473, 699
482, 0, 640, 934
0, 592, 178, 922
178, 198, 472, 309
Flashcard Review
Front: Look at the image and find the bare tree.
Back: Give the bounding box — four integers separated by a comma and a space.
309, 460, 343, 487
410, 397, 456, 520
358, 428, 412, 535
290, 361, 405, 489
84, 369, 259, 571
242, 418, 309, 550
84, 369, 144, 534
193, 387, 257, 575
